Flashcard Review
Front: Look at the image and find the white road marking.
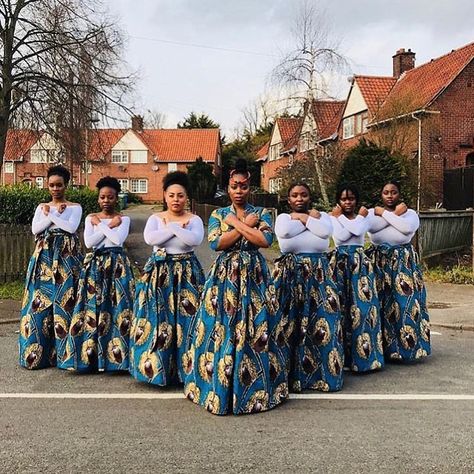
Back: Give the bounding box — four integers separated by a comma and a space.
431, 331, 442, 336
1, 392, 473, 401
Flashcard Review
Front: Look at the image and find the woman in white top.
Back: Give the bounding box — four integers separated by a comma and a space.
368, 180, 430, 361
330, 184, 384, 373
273, 182, 344, 393
61, 177, 134, 372
19, 165, 83, 370
129, 171, 205, 386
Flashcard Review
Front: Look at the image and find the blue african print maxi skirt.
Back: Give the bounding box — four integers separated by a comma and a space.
371, 243, 431, 361
273, 252, 344, 392
129, 251, 205, 386
184, 249, 288, 415
333, 245, 384, 372
19, 229, 83, 369
61, 246, 135, 372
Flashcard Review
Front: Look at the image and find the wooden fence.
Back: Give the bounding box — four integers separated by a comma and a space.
0, 224, 35, 283
419, 211, 473, 268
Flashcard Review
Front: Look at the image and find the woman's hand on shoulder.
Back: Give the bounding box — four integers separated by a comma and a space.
109, 215, 122, 228
90, 214, 101, 226
329, 206, 340, 217
358, 206, 369, 217
244, 212, 259, 228
41, 204, 50, 215
374, 206, 385, 216
224, 213, 239, 227
57, 203, 67, 214
394, 202, 408, 216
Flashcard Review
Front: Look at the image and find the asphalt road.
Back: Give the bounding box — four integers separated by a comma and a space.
1, 321, 474, 473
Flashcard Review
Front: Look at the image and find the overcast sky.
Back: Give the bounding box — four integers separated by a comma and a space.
106, 0, 474, 135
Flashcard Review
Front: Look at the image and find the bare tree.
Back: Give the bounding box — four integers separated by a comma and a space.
272, 0, 348, 206
144, 109, 168, 129
0, 0, 135, 173
240, 94, 276, 137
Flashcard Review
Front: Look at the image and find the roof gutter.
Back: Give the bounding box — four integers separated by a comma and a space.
368, 109, 440, 128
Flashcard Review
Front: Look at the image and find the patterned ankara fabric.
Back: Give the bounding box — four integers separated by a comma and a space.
370, 243, 431, 361
19, 229, 83, 369
129, 250, 205, 386
332, 245, 384, 372
273, 252, 344, 392
61, 247, 135, 372
184, 205, 288, 415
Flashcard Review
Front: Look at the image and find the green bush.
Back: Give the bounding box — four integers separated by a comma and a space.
0, 184, 99, 224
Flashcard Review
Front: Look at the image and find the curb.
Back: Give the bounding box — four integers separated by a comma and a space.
0, 318, 17, 325
430, 322, 474, 332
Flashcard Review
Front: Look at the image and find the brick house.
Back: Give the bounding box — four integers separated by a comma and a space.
340, 42, 474, 208
259, 100, 344, 193
1, 117, 222, 203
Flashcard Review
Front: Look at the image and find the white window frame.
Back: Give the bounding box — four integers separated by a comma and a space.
35, 176, 45, 188
130, 150, 148, 164
269, 143, 282, 161
361, 113, 369, 133
117, 179, 129, 192
168, 163, 178, 172
130, 178, 148, 194
4, 161, 14, 173
111, 150, 129, 163
30, 149, 48, 163
342, 116, 355, 139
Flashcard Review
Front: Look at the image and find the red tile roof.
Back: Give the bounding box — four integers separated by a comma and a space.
4, 130, 41, 161
311, 100, 346, 139
88, 129, 127, 161
354, 76, 397, 116
276, 117, 303, 152
139, 128, 220, 162
256, 141, 269, 162
375, 41, 474, 121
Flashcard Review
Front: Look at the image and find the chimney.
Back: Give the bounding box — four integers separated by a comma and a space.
392, 48, 416, 78
131, 115, 144, 132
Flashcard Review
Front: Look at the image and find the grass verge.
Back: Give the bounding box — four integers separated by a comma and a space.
0, 280, 24, 300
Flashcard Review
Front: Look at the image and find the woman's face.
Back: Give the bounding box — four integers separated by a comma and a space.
228, 173, 250, 206
339, 189, 357, 215
48, 174, 66, 200
381, 183, 400, 209
165, 184, 187, 214
288, 185, 311, 212
98, 186, 118, 213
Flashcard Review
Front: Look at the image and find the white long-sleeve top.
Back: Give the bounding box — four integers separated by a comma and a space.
367, 208, 419, 245
31, 204, 82, 235
84, 215, 130, 249
275, 212, 333, 253
143, 214, 204, 254
330, 214, 368, 247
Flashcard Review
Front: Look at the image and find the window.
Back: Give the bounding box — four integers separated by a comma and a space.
81, 162, 92, 174
30, 149, 48, 163
168, 163, 178, 172
342, 116, 355, 139
130, 150, 147, 163
269, 178, 282, 194
130, 178, 148, 193
361, 113, 369, 133
4, 161, 13, 173
299, 133, 311, 152
269, 143, 282, 161
355, 114, 363, 135
118, 179, 129, 191
111, 150, 129, 163
35, 177, 44, 188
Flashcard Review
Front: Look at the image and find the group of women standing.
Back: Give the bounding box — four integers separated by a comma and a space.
19, 160, 431, 415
